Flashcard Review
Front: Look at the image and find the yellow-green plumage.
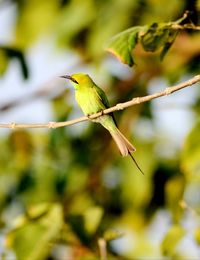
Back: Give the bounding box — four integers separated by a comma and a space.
61, 73, 146, 175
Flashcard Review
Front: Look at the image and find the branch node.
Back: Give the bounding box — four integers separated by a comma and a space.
116, 103, 124, 110
134, 97, 140, 104
49, 122, 56, 129
87, 114, 93, 120
165, 87, 171, 96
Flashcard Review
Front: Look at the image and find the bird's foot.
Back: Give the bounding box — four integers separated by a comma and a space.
99, 110, 104, 116
87, 114, 93, 120
87, 110, 104, 120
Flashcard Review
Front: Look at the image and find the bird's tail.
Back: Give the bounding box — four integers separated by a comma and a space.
110, 129, 144, 174
110, 129, 136, 156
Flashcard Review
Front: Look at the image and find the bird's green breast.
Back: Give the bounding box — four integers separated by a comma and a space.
75, 87, 106, 115
75, 85, 117, 133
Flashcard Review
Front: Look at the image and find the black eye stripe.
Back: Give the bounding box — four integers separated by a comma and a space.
71, 78, 78, 84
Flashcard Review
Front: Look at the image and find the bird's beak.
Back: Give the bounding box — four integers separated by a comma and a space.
60, 75, 72, 80
60, 75, 78, 84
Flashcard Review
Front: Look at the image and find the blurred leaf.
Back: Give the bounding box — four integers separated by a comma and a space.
83, 206, 103, 234
165, 176, 185, 221
9, 131, 33, 171
56, 0, 95, 47
0, 46, 29, 79
87, 0, 140, 58
181, 120, 200, 180
0, 48, 8, 76
121, 141, 156, 208
106, 15, 188, 66
27, 203, 51, 219
161, 225, 186, 256
15, 0, 59, 48
6, 203, 63, 260
103, 229, 124, 241
194, 227, 200, 245
197, 0, 200, 12
68, 214, 90, 245
51, 93, 72, 121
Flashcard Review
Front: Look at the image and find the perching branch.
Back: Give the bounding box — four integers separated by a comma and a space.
0, 75, 199, 129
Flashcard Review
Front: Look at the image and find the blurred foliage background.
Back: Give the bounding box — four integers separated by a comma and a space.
0, 0, 200, 259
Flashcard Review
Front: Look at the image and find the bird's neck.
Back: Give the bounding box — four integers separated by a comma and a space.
75, 84, 92, 91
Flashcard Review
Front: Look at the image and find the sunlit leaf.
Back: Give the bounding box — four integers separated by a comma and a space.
103, 229, 124, 241
181, 121, 200, 180
165, 176, 185, 221
15, 0, 59, 48
106, 26, 143, 66
106, 15, 189, 66
161, 225, 186, 256
56, 0, 95, 46
194, 227, 200, 245
6, 203, 63, 260
83, 206, 103, 234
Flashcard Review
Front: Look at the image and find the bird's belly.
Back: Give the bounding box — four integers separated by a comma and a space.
75, 89, 117, 132
75, 89, 105, 115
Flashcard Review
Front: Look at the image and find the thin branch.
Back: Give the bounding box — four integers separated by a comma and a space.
171, 24, 200, 31
0, 75, 199, 130
98, 238, 107, 260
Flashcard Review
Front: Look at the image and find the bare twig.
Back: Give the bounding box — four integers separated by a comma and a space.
0, 75, 199, 129
98, 238, 107, 260
171, 24, 200, 31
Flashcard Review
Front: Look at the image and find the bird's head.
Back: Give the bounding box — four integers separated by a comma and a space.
60, 73, 93, 89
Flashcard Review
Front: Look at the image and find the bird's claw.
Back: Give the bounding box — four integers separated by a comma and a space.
100, 110, 104, 116
87, 110, 104, 120
87, 114, 92, 120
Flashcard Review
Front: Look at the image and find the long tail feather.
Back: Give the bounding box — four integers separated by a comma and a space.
128, 152, 144, 175
110, 129, 144, 174
110, 129, 136, 156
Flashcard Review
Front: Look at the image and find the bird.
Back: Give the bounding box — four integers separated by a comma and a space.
61, 73, 143, 174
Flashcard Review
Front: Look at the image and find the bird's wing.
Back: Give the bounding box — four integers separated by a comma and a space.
94, 84, 118, 127
94, 85, 110, 108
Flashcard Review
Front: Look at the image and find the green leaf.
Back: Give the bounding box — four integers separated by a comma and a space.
15, 0, 59, 48
106, 26, 142, 66
194, 227, 200, 245
165, 176, 185, 221
181, 120, 200, 180
105, 15, 188, 66
161, 225, 186, 257
103, 229, 124, 241
0, 46, 29, 79
6, 203, 63, 260
159, 31, 178, 60
140, 22, 178, 60
0, 48, 8, 76
83, 206, 104, 234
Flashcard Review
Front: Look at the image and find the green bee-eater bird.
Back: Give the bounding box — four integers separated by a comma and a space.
61, 73, 143, 174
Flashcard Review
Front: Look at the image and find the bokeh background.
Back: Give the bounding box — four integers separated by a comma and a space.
0, 0, 200, 259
